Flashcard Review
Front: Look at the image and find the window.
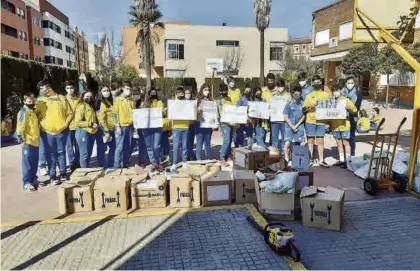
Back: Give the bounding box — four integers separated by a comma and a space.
43, 38, 51, 46
1, 23, 17, 38
67, 60, 72, 67
20, 53, 28, 60
19, 31, 27, 41
294, 45, 300, 54
166, 40, 185, 60
216, 40, 240, 47
32, 17, 40, 26
57, 58, 63, 65
66, 45, 71, 53
8, 50, 19, 58
45, 56, 56, 64
54, 24, 61, 34
55, 41, 62, 50
42, 20, 52, 29
65, 30, 71, 39
302, 45, 307, 53
166, 69, 185, 78
269, 42, 284, 61
71, 48, 76, 55
34, 37, 41, 45
315, 29, 330, 46
16, 7, 25, 18
339, 21, 353, 40
1, 0, 15, 13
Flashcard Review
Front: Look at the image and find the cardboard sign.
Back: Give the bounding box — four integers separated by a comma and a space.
200, 101, 219, 128
248, 101, 270, 119
300, 186, 345, 231
221, 105, 248, 124
131, 175, 167, 209
292, 145, 310, 171
168, 100, 197, 120
316, 99, 346, 120
201, 171, 233, 206
233, 170, 257, 204
58, 179, 94, 214
93, 176, 130, 213
133, 108, 163, 129
270, 96, 289, 122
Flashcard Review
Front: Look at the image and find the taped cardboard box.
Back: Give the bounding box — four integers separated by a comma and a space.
234, 147, 269, 170
202, 171, 232, 206
93, 176, 131, 213
58, 179, 94, 214
170, 174, 202, 208
105, 169, 122, 176
233, 170, 257, 204
300, 186, 345, 231
123, 167, 149, 183
131, 175, 167, 209
187, 160, 218, 173
255, 173, 298, 221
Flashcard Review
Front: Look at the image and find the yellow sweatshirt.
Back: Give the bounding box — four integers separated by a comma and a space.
75, 103, 99, 134
97, 99, 115, 132
113, 96, 136, 127
65, 95, 80, 131
303, 90, 330, 125
330, 96, 357, 132
373, 115, 384, 126
228, 89, 241, 105
1, 119, 12, 136
357, 117, 371, 132
16, 106, 40, 147
36, 94, 72, 135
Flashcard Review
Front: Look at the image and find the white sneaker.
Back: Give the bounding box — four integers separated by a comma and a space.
39, 168, 48, 176
170, 164, 177, 173
182, 162, 188, 169
24, 183, 36, 192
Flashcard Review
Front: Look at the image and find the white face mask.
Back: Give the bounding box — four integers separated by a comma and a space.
299, 81, 307, 87
203, 90, 210, 97
123, 87, 131, 97
278, 87, 285, 92
39, 86, 48, 96
65, 87, 74, 95
111, 90, 118, 97
333, 91, 341, 98
185, 93, 191, 99
228, 82, 235, 88
102, 91, 111, 98
346, 83, 355, 90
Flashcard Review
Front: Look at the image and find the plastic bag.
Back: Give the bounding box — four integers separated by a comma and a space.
347, 156, 369, 172
259, 172, 298, 194
392, 160, 408, 175
394, 152, 410, 163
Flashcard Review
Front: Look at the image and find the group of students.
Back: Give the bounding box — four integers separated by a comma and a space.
15, 72, 381, 192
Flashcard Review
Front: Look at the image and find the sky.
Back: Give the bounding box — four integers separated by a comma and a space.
49, 0, 335, 45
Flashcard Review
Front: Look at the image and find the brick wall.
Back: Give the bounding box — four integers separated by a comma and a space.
1, 0, 30, 56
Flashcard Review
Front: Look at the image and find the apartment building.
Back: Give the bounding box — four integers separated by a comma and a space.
286, 38, 311, 60
74, 26, 89, 74
88, 43, 102, 73
123, 23, 288, 85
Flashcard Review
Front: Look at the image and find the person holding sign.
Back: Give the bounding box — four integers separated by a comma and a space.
298, 72, 313, 101
113, 81, 136, 168
251, 87, 269, 147
236, 83, 254, 147
283, 86, 306, 166
74, 90, 99, 168
141, 87, 164, 172
302, 75, 330, 167
97, 86, 116, 169
130, 87, 148, 168
329, 85, 357, 168
217, 83, 234, 166
196, 84, 214, 160
262, 73, 279, 146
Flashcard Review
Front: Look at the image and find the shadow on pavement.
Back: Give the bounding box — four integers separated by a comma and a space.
10, 215, 117, 270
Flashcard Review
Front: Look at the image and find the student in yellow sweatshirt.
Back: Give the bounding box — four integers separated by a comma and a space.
113, 81, 136, 168
36, 79, 72, 185
170, 86, 192, 172
97, 86, 116, 168
370, 107, 383, 130
141, 87, 164, 172
17, 93, 40, 192
329, 85, 357, 168
357, 109, 370, 133
217, 83, 234, 167
64, 80, 80, 170
74, 90, 98, 168
261, 73, 279, 147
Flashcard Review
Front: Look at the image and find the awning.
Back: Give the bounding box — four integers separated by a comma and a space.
311, 51, 349, 62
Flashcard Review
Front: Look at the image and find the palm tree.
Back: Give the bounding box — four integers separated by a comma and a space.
254, 0, 272, 86
128, 0, 162, 89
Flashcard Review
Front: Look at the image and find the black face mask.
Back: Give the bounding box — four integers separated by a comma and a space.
84, 97, 94, 104
313, 84, 323, 90
26, 104, 35, 110
177, 95, 185, 100
245, 92, 251, 97
256, 94, 262, 99
150, 94, 157, 99
220, 92, 228, 97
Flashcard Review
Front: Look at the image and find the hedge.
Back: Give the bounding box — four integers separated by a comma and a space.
204, 77, 261, 97
153, 77, 197, 99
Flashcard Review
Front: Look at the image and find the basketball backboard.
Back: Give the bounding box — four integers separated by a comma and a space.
353, 0, 415, 43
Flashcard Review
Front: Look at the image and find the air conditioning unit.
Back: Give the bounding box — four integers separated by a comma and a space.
329, 37, 338, 48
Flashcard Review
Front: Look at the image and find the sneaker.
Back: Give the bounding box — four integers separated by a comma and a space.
60, 173, 69, 182
24, 183, 36, 192
319, 161, 330, 168
50, 176, 61, 186
39, 168, 48, 176
170, 164, 177, 173
38, 180, 47, 187
334, 161, 345, 167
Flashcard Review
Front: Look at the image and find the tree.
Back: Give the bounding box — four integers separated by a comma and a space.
254, 0, 272, 86
282, 71, 298, 90
114, 63, 145, 86
129, 0, 163, 90
341, 44, 378, 84
222, 47, 244, 77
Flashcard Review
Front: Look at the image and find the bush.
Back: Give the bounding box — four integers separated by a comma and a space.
204, 77, 264, 98
153, 77, 197, 99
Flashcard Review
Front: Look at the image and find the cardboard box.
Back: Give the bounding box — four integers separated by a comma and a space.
123, 167, 149, 183
170, 174, 201, 208
71, 168, 104, 182
300, 186, 345, 231
292, 146, 310, 171
233, 170, 257, 204
202, 171, 232, 206
105, 169, 122, 176
255, 173, 298, 221
207, 163, 221, 173
234, 147, 270, 170
297, 172, 314, 191
58, 179, 94, 214
131, 175, 167, 209
93, 176, 131, 213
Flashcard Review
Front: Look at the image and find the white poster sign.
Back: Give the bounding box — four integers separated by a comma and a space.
206, 58, 224, 73
168, 100, 197, 120
200, 101, 219, 128
133, 108, 163, 129
270, 96, 289, 122
248, 101, 269, 119
221, 105, 248, 124
316, 99, 347, 120
292, 145, 310, 171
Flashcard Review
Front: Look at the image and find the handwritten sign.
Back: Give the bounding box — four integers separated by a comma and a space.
316, 99, 346, 120
292, 145, 310, 171
270, 96, 289, 122
248, 101, 269, 119
133, 108, 163, 129
200, 101, 219, 128
221, 105, 248, 124
168, 100, 197, 120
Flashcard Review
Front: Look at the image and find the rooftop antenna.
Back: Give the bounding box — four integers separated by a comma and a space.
222, 22, 227, 26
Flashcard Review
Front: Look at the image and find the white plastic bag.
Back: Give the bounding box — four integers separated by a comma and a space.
392, 160, 408, 175
259, 172, 298, 194
347, 156, 368, 173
